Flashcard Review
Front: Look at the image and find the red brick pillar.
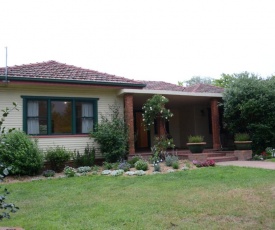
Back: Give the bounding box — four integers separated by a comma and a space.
124, 94, 135, 155
211, 98, 220, 150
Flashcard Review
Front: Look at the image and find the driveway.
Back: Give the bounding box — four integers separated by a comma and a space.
216, 161, 275, 170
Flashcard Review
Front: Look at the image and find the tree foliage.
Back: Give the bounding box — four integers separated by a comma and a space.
212, 73, 236, 88
183, 76, 213, 86
142, 95, 173, 131
222, 72, 275, 153
91, 104, 128, 163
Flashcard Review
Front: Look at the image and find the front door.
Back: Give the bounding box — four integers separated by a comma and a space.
135, 112, 149, 149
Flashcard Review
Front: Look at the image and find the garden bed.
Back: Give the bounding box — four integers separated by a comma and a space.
2, 160, 199, 184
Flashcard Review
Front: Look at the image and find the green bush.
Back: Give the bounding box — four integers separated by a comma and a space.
187, 135, 204, 143
128, 156, 142, 167
134, 160, 148, 171
72, 144, 95, 167
45, 146, 71, 172
91, 104, 128, 163
0, 130, 43, 175
77, 166, 92, 174
153, 163, 161, 172
172, 161, 179, 169
165, 155, 179, 167
43, 169, 55, 177
64, 166, 77, 177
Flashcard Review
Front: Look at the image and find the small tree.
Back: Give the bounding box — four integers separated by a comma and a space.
91, 104, 128, 163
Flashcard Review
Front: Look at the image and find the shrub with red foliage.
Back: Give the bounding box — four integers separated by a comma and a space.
192, 159, 215, 167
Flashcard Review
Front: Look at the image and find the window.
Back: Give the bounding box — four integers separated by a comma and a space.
22, 96, 98, 135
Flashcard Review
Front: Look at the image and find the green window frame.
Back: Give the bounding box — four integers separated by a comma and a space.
22, 96, 98, 135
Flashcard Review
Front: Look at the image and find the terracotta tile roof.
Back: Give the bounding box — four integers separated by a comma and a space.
141, 81, 186, 91
184, 83, 224, 93
0, 60, 143, 86
141, 81, 223, 93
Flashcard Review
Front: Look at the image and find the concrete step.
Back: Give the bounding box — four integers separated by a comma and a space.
207, 155, 238, 162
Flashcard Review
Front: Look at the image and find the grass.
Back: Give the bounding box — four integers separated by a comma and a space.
266, 158, 275, 162
1, 166, 275, 229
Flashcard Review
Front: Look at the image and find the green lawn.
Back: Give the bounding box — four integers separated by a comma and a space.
1, 166, 275, 230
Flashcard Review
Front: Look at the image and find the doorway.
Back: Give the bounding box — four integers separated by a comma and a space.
134, 111, 150, 149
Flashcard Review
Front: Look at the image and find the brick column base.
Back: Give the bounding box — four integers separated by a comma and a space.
124, 94, 135, 155
211, 98, 221, 150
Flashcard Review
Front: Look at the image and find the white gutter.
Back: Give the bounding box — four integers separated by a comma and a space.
118, 88, 223, 98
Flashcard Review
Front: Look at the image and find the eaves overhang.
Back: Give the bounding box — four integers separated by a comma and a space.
0, 76, 146, 88
118, 88, 223, 98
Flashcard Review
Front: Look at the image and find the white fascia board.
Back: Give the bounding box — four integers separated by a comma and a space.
118, 89, 223, 98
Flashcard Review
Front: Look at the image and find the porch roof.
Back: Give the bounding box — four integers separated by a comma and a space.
119, 87, 223, 109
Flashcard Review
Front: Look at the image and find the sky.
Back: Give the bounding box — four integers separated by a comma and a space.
1, 0, 275, 84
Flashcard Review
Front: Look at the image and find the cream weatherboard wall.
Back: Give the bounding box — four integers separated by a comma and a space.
0, 84, 124, 157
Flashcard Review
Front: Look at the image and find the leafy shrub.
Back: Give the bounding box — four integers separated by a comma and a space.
188, 135, 204, 143
0, 130, 43, 175
172, 161, 179, 169
151, 136, 175, 160
91, 104, 128, 163
72, 144, 95, 167
128, 156, 142, 167
43, 170, 55, 177
0, 104, 19, 220
64, 166, 77, 177
192, 160, 215, 167
265, 147, 275, 158
103, 161, 113, 170
134, 160, 148, 171
153, 163, 161, 172
77, 166, 92, 174
45, 146, 71, 172
118, 162, 131, 172
92, 165, 100, 172
165, 155, 179, 166
110, 169, 124, 176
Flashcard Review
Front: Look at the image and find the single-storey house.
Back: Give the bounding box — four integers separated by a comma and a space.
0, 61, 226, 158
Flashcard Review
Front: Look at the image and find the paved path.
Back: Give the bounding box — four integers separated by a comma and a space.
216, 161, 275, 170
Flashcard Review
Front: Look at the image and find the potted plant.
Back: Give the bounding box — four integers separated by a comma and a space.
234, 133, 252, 150
187, 135, 206, 153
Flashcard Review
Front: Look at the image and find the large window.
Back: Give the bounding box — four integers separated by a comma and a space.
22, 96, 98, 135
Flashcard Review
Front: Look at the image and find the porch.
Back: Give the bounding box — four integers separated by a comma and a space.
120, 87, 234, 157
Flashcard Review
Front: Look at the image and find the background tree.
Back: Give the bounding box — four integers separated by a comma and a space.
182, 76, 214, 86
212, 73, 236, 88
222, 72, 275, 153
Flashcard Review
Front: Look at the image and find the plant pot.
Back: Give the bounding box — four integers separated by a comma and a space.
234, 141, 252, 150
187, 142, 206, 153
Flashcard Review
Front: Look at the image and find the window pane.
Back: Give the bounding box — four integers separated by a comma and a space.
51, 101, 72, 134
27, 100, 47, 134
76, 102, 93, 133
